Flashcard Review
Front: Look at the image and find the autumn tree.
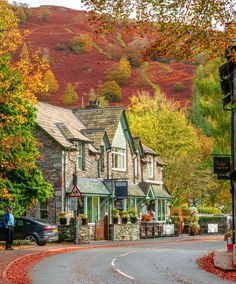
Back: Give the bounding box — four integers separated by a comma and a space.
68, 34, 93, 54
43, 69, 59, 94
106, 56, 131, 85
62, 83, 79, 105
0, 0, 52, 215
9, 1, 31, 24
101, 81, 122, 102
19, 42, 29, 60
81, 0, 235, 61
127, 91, 214, 207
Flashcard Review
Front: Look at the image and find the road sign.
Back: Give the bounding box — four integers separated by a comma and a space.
70, 197, 78, 211
70, 184, 82, 198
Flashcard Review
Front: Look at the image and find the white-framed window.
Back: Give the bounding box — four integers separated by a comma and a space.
148, 156, 154, 178
112, 147, 126, 171
134, 156, 138, 177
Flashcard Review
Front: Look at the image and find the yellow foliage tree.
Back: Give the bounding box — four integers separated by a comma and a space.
106, 56, 131, 85
127, 91, 214, 207
62, 83, 79, 105
43, 69, 59, 94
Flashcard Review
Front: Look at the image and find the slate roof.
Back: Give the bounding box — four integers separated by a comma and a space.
36, 102, 90, 148
74, 107, 123, 141
152, 184, 172, 199
142, 144, 158, 156
139, 182, 172, 199
128, 182, 146, 197
67, 178, 111, 196
81, 128, 106, 150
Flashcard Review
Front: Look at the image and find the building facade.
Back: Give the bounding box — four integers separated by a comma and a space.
31, 102, 171, 224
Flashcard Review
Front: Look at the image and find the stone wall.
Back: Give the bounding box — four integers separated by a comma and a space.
58, 219, 95, 243
110, 224, 140, 241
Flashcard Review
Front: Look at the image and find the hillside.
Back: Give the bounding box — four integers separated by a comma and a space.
18, 5, 196, 108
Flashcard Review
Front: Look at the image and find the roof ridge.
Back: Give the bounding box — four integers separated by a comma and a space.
73, 106, 124, 113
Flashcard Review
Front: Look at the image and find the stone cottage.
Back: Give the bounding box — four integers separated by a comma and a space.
31, 102, 171, 225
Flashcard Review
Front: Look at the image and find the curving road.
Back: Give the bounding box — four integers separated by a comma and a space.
31, 238, 232, 284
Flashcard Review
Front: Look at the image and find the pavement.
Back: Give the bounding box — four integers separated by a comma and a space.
0, 234, 234, 284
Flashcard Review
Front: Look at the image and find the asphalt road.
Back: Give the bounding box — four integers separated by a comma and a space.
31, 238, 232, 284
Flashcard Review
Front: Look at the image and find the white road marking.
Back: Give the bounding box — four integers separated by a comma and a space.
111, 251, 136, 280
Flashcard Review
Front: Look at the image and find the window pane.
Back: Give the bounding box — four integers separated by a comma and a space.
87, 197, 93, 223
93, 197, 98, 221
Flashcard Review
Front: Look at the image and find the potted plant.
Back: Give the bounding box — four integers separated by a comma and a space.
80, 214, 88, 225
58, 212, 67, 225
121, 211, 129, 224
141, 213, 153, 223
111, 208, 120, 224
128, 209, 139, 223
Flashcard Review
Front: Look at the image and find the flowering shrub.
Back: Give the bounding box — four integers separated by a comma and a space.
141, 213, 153, 222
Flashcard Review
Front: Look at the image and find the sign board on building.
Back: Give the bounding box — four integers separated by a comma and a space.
114, 181, 128, 199
213, 156, 231, 174
70, 184, 82, 198
70, 197, 78, 211
208, 223, 218, 234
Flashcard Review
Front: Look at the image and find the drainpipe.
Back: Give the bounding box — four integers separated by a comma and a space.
133, 154, 137, 184
106, 149, 111, 180
62, 150, 67, 212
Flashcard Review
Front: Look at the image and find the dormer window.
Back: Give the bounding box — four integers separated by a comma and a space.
148, 156, 154, 178
112, 147, 126, 171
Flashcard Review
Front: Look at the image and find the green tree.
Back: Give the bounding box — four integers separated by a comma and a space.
38, 6, 52, 22
0, 0, 52, 214
101, 81, 122, 102
190, 59, 231, 154
62, 83, 79, 105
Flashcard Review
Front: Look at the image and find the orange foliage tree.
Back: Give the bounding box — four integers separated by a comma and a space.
81, 0, 235, 61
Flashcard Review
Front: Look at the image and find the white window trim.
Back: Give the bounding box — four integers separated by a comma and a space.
112, 147, 126, 171
148, 156, 154, 178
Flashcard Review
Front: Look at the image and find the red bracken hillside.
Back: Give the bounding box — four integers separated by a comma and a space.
19, 5, 196, 108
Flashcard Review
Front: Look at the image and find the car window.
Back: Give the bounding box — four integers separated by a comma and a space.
24, 220, 33, 226
15, 219, 24, 227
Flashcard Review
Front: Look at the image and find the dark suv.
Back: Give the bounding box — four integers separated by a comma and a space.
0, 217, 58, 246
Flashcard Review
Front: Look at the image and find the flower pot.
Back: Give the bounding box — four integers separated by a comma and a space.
82, 218, 88, 225
122, 217, 128, 224
59, 218, 67, 225
130, 217, 137, 224
112, 217, 119, 224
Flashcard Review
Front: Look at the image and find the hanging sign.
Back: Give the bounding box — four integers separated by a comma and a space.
213, 156, 231, 174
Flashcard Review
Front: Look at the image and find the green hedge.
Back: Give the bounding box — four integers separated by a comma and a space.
199, 215, 226, 224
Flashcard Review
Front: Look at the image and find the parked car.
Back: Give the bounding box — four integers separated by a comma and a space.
0, 217, 58, 246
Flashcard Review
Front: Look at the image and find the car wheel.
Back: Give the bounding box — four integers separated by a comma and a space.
24, 234, 38, 245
